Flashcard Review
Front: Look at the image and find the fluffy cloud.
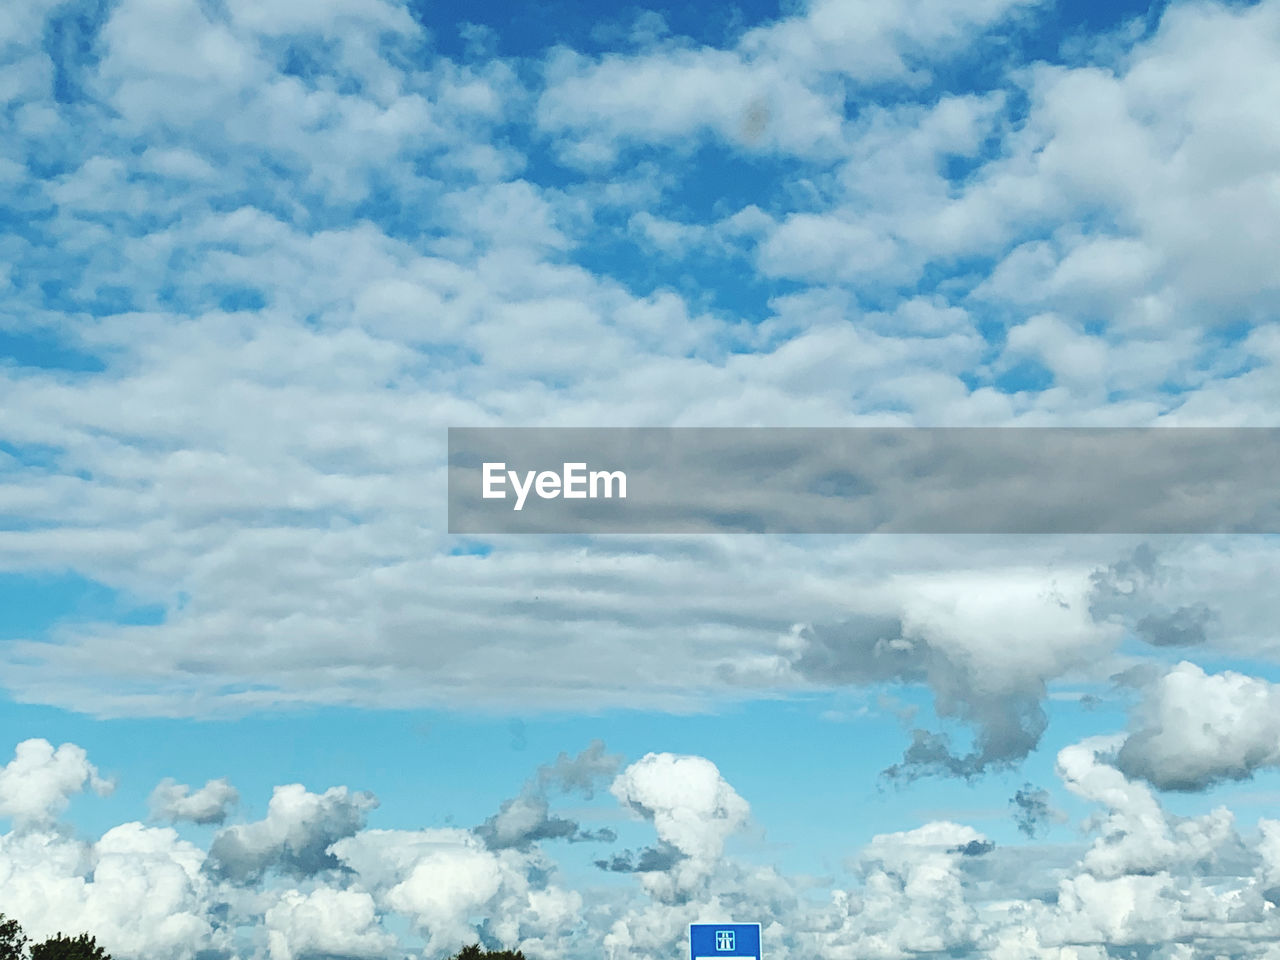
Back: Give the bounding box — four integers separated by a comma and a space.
264, 887, 396, 960
8, 736, 1280, 959
954, 0, 1280, 390
609, 753, 749, 903
149, 777, 239, 825
0, 739, 113, 830
0, 823, 218, 960
781, 567, 1115, 778
815, 821, 988, 958
538, 0, 1037, 165
1116, 662, 1280, 791
1057, 736, 1244, 880
332, 827, 584, 956
206, 784, 377, 883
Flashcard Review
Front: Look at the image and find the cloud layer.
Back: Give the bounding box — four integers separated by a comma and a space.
5, 736, 1280, 960
3, 0, 1280, 732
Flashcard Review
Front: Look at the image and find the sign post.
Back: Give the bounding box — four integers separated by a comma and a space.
689, 924, 761, 960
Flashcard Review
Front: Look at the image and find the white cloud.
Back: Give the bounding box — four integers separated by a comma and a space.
265, 887, 396, 960
5, 0, 1280, 740
819, 822, 987, 957
384, 840, 509, 946
149, 778, 240, 826
0, 739, 113, 830
333, 827, 585, 956
966, 0, 1280, 328
0, 823, 218, 960
776, 567, 1117, 777
537, 0, 1036, 164
1060, 736, 1210, 878
207, 783, 377, 883
538, 45, 843, 165
6, 736, 1280, 959
610, 753, 749, 902
1116, 662, 1280, 791
225, 0, 415, 38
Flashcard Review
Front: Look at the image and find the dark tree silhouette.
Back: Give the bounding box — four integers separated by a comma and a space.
451, 944, 527, 960
31, 933, 111, 960
0, 914, 27, 960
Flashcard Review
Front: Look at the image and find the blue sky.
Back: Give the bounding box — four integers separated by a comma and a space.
4, 0, 1280, 958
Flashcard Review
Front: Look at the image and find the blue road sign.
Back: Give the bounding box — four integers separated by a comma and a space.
690, 924, 762, 960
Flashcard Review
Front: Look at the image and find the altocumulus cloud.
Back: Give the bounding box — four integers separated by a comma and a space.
0, 0, 1279, 773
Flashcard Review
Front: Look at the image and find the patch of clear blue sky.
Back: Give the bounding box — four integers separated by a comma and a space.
0, 440, 68, 478
411, 0, 784, 59
0, 572, 165, 639
0, 329, 105, 373
411, 0, 1173, 62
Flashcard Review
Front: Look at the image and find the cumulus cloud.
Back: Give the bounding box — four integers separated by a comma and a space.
1256, 818, 1280, 901
0, 739, 113, 830
9, 736, 1280, 959
1116, 661, 1280, 791
332, 826, 584, 956
206, 784, 377, 883
782, 568, 1114, 778
1057, 735, 1243, 879
817, 821, 991, 957
264, 887, 396, 960
609, 753, 749, 903
537, 0, 1037, 165
149, 777, 239, 825
0, 738, 596, 960
0, 823, 218, 960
